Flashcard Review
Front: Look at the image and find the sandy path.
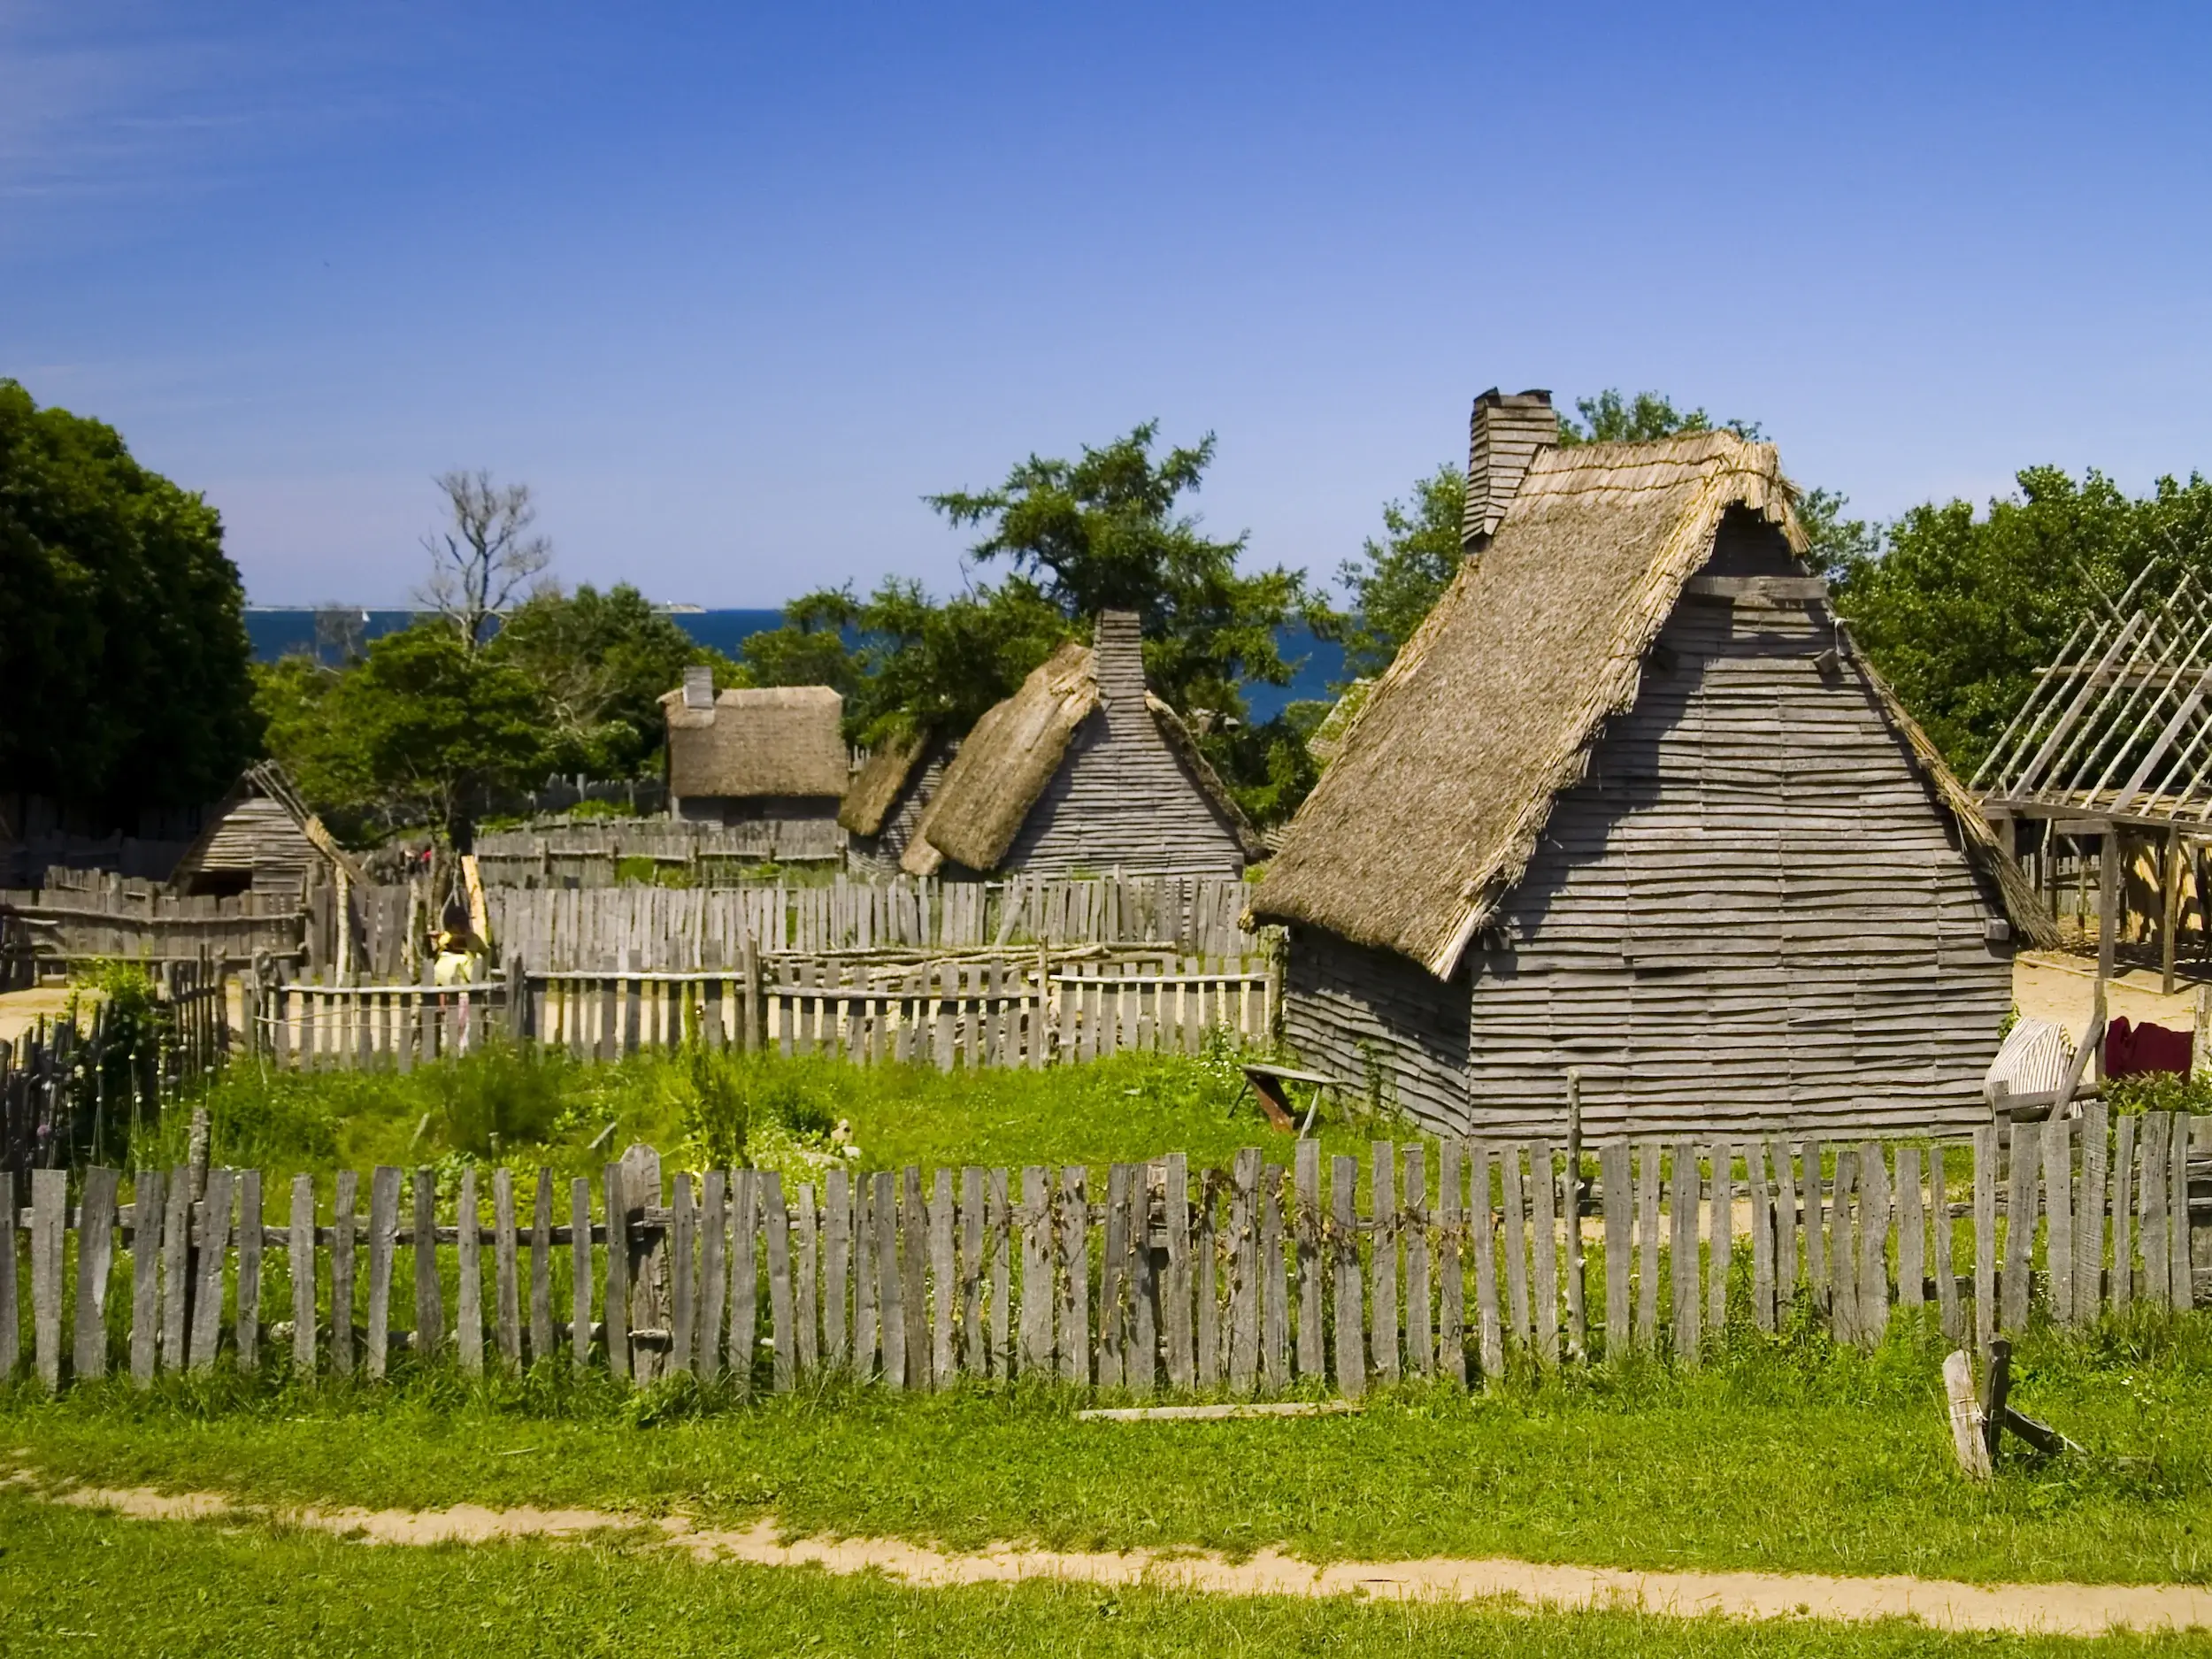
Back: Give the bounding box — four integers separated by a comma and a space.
22, 1477, 2209, 1637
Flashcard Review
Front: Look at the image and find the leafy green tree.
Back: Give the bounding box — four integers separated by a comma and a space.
491, 582, 734, 777
0, 379, 257, 813
1334, 465, 1465, 680
1832, 467, 2212, 778
740, 588, 866, 700
258, 623, 545, 848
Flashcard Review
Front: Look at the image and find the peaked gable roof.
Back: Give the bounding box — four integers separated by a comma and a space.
1252, 429, 2051, 976
661, 684, 848, 800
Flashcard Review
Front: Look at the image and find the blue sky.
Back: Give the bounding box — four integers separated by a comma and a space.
7, 3, 2211, 607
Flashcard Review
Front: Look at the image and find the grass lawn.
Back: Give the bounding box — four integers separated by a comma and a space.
4, 1487, 2201, 1659
10, 1315, 2210, 1589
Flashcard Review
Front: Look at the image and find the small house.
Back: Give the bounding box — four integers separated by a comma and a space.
1250, 392, 2054, 1140
840, 728, 958, 872
169, 762, 365, 900
661, 671, 848, 831
899, 611, 1265, 879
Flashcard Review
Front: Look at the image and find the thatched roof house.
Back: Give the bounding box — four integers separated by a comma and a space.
840, 727, 958, 872
1252, 390, 2052, 1140
899, 611, 1264, 879
170, 762, 365, 900
661, 671, 848, 825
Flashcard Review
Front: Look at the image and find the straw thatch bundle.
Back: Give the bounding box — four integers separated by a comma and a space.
662, 685, 847, 801
902, 642, 1099, 875
839, 728, 931, 837
1253, 429, 2052, 976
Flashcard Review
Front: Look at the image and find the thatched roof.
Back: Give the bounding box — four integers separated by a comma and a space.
840, 728, 931, 837
1305, 679, 1374, 767
1251, 430, 2053, 976
902, 643, 1097, 875
662, 685, 847, 800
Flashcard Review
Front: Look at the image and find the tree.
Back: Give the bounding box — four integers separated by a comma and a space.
259, 622, 545, 848
492, 582, 735, 777
1334, 465, 1464, 680
417, 470, 551, 651
0, 379, 258, 814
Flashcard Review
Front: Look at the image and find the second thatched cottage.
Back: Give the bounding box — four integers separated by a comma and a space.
896, 611, 1265, 879
661, 670, 849, 842
1250, 391, 2053, 1141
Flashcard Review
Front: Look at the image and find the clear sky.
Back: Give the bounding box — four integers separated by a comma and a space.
7, 3, 2211, 608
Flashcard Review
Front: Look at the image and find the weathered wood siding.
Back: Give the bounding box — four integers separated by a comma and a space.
1282, 928, 1471, 1125
172, 796, 319, 899
999, 615, 1250, 879
848, 741, 953, 874
1285, 514, 2014, 1140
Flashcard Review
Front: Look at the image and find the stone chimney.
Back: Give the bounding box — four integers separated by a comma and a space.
681, 664, 715, 710
1461, 388, 1557, 549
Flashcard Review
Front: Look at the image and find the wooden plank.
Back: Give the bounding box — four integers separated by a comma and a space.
960, 1166, 985, 1377
1097, 1164, 1126, 1388
1747, 1141, 1774, 1333
1769, 1136, 1796, 1317
764, 1171, 793, 1391
569, 1178, 594, 1371
1972, 1125, 1998, 1350
670, 1173, 696, 1377
1856, 1143, 1887, 1348
699, 1171, 728, 1380
1828, 1148, 1858, 1348
1402, 1145, 1430, 1377
1130, 1160, 1158, 1390
493, 1168, 520, 1370
730, 1170, 757, 1392
1020, 1166, 1052, 1378
850, 1169, 875, 1377
1801, 1139, 1825, 1312
188, 1168, 234, 1372
1163, 1152, 1194, 1387
2041, 1119, 2073, 1325
235, 1169, 263, 1371
930, 1167, 956, 1389
2113, 1113, 2136, 1312
1472, 1145, 1502, 1383
159, 1164, 192, 1373
1260, 1160, 1286, 1392
1195, 1153, 1217, 1387
31, 1168, 65, 1391
899, 1167, 927, 1387
1706, 1141, 1731, 1341
1635, 1141, 1661, 1348
1331, 1155, 1363, 1396
1932, 1145, 1960, 1343
989, 1167, 1011, 1376
794, 1179, 818, 1378
285, 1173, 316, 1376
2076, 1102, 2109, 1324
2169, 1111, 2193, 1310
603, 1164, 631, 1379
1896, 1147, 1924, 1319
875, 1169, 903, 1387
1601, 1142, 1631, 1359
1502, 1145, 1530, 1350
454, 1168, 482, 1375
1437, 1140, 1465, 1384
1234, 1148, 1263, 1389
73, 1166, 119, 1382
1529, 1143, 1558, 1368
1061, 1165, 1092, 1385
2001, 1119, 2038, 1331
331, 1171, 357, 1375
131, 1168, 165, 1385
821, 1168, 849, 1375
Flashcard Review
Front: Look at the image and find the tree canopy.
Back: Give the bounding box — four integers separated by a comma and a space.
0, 380, 258, 815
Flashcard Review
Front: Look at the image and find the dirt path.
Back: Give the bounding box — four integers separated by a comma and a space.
20, 1477, 2210, 1637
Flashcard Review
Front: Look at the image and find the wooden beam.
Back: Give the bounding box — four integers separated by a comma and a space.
1681, 575, 1829, 603
2097, 832, 2120, 1085
2165, 827, 2185, 995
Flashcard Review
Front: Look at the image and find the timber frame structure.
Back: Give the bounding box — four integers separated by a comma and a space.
1974, 560, 2212, 999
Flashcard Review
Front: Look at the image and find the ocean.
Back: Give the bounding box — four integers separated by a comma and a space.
244, 609, 1345, 721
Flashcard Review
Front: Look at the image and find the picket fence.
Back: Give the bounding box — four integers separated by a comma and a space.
1, 871, 302, 971
473, 817, 846, 883
483, 873, 1257, 971
247, 956, 1277, 1071
8, 1114, 2206, 1395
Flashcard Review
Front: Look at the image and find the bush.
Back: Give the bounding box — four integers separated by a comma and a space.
428, 1042, 565, 1157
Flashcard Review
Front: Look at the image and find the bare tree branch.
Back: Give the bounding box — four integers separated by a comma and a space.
415, 469, 553, 650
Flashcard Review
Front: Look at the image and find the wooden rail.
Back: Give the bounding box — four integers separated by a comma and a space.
7, 1115, 2204, 1394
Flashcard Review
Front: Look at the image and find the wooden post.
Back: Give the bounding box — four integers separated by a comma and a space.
2164, 827, 2185, 996
2096, 828, 2120, 1081
1563, 1069, 1586, 1359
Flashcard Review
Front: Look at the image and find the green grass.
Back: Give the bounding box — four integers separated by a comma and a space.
4, 1489, 2201, 1659
11, 1314, 2211, 1587
162, 1045, 1379, 1186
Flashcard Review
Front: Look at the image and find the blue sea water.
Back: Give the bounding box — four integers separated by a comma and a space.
244, 609, 1343, 721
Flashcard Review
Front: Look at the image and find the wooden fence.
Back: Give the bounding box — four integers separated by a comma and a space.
473, 817, 846, 884
248, 955, 1275, 1071
1, 870, 302, 973
8, 1113, 2206, 1395
482, 874, 1258, 970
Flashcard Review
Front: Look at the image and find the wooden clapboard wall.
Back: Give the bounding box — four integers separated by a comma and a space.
8, 1111, 2202, 1396
1285, 519, 2014, 1141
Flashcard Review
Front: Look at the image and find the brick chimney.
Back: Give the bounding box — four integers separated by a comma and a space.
1461, 388, 1556, 549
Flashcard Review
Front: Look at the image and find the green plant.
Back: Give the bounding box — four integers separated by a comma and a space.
427, 1041, 565, 1157
681, 1048, 750, 1169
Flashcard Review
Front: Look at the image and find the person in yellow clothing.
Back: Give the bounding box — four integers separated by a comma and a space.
431, 927, 487, 986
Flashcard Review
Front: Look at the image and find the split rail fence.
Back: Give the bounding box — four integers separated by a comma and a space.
7, 1111, 2206, 1395
246, 956, 1276, 1071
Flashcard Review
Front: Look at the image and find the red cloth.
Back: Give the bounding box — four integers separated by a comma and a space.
2104, 1016, 2193, 1079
